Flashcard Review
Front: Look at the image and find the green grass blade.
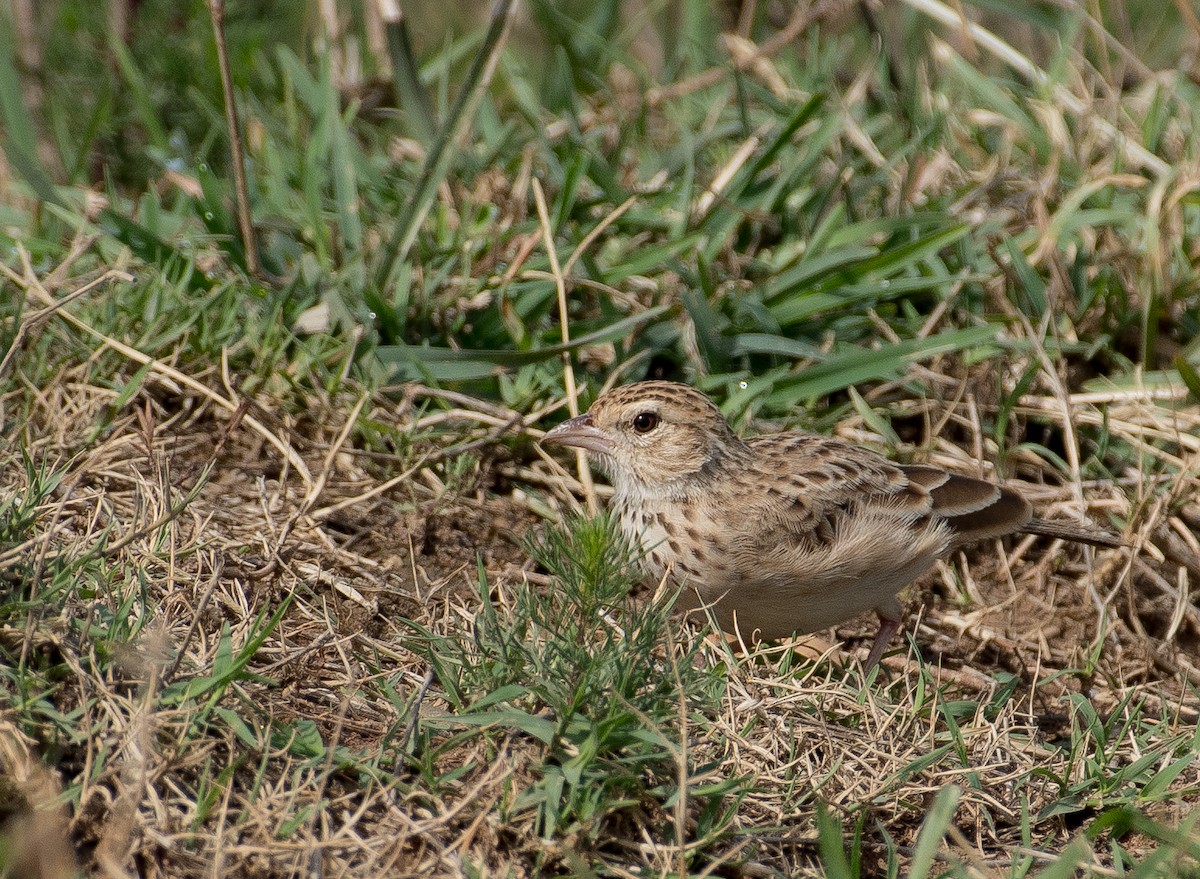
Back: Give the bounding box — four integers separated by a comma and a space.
1174, 355, 1200, 403
0, 13, 61, 205
382, 5, 436, 145
759, 325, 1000, 404
908, 785, 960, 879
376, 305, 669, 381
374, 0, 519, 293
816, 805, 855, 879
108, 31, 170, 154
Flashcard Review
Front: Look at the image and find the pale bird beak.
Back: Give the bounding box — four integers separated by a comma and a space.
541, 413, 613, 454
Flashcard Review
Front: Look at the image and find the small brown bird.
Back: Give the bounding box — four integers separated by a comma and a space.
542, 381, 1121, 669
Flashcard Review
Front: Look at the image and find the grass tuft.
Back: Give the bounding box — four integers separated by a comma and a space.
409, 515, 740, 856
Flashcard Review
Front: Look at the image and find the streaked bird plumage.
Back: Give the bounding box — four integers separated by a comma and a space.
542, 380, 1122, 668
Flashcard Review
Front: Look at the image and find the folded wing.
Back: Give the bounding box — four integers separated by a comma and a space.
744, 435, 1121, 551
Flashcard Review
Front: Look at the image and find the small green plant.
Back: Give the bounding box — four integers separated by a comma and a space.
0, 452, 64, 551
409, 514, 743, 852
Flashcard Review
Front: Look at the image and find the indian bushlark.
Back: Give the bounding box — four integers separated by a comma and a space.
542, 380, 1121, 668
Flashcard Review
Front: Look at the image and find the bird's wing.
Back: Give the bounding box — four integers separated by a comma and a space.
742, 433, 933, 538
899, 464, 1032, 545
720, 434, 949, 633
743, 434, 1034, 545
900, 465, 1124, 547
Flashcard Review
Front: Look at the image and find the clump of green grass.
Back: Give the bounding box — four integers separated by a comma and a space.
405, 514, 744, 863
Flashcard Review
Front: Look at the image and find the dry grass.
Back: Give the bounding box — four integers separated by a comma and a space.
2, 266, 1198, 876
4, 2, 1200, 876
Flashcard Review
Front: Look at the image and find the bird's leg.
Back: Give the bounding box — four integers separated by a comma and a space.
864, 615, 901, 670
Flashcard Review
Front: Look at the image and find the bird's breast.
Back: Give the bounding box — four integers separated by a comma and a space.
613, 493, 737, 589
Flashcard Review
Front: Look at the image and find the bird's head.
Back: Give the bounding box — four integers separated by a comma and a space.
541, 381, 744, 498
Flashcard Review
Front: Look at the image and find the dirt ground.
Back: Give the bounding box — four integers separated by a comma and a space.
3, 375, 1200, 876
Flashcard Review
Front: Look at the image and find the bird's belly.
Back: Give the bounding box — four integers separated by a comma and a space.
618, 507, 888, 634
677, 572, 894, 638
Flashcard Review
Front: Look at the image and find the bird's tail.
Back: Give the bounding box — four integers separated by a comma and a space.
1021, 517, 1125, 548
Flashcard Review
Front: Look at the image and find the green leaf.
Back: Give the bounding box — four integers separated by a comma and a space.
275, 45, 323, 111
375, 305, 669, 381
468, 684, 531, 710
99, 209, 207, 291
763, 245, 877, 303
762, 325, 1000, 404
111, 361, 155, 410
1139, 752, 1198, 801
330, 108, 363, 257
730, 333, 823, 360
384, 9, 436, 145
0, 14, 62, 205
1174, 355, 1200, 403
1030, 838, 1092, 879
108, 32, 170, 153
277, 719, 326, 759
216, 706, 263, 749
1000, 236, 1047, 318
604, 233, 707, 283
681, 289, 732, 371
425, 709, 557, 743
816, 804, 855, 879
909, 785, 960, 879
277, 804, 314, 838
848, 386, 900, 445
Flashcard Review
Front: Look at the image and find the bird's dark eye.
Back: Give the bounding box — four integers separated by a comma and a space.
632, 411, 660, 434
